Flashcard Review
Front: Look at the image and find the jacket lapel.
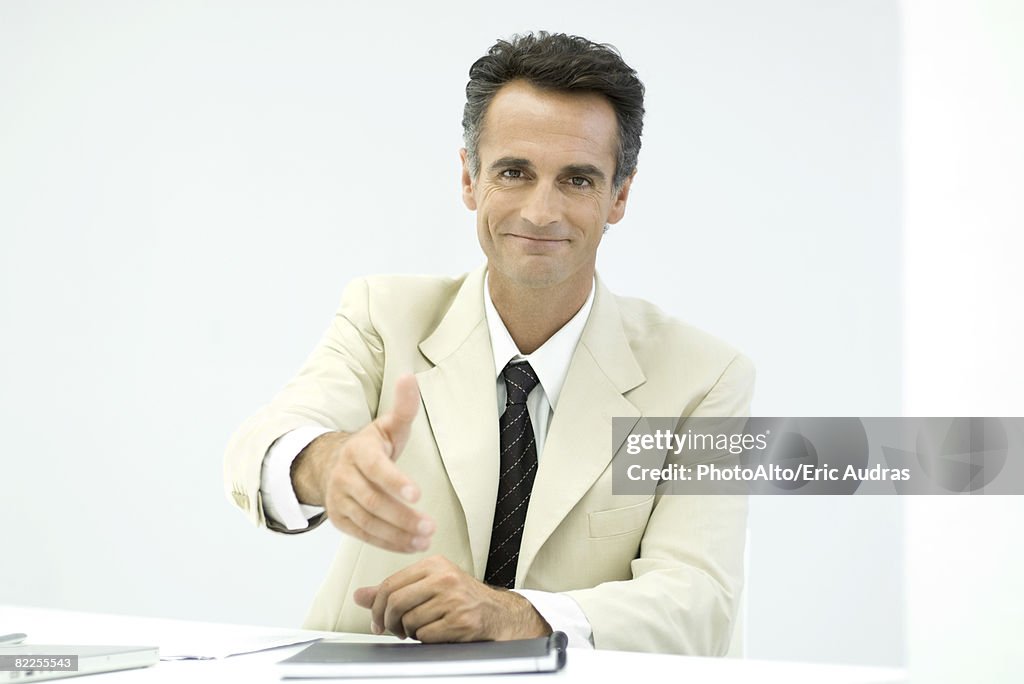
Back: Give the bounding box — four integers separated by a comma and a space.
416, 266, 499, 578
516, 278, 646, 584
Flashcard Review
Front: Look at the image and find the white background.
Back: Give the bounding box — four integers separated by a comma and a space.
902, 1, 1023, 682
0, 1, 1019, 678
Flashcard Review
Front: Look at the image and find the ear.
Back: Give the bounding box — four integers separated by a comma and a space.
606, 169, 637, 225
459, 148, 477, 211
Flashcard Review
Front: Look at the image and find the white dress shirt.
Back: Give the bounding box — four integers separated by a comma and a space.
260, 274, 596, 647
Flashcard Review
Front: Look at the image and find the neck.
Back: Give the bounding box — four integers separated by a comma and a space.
487, 268, 593, 355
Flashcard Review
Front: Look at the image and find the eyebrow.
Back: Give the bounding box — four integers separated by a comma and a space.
563, 164, 607, 182
488, 157, 608, 183
489, 157, 534, 172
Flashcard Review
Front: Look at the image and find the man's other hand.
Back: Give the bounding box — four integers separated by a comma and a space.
291, 374, 434, 553
352, 555, 552, 642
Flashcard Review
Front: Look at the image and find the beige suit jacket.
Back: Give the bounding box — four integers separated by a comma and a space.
224, 265, 754, 655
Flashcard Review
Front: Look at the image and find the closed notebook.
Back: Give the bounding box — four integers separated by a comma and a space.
277, 632, 568, 678
0, 645, 158, 683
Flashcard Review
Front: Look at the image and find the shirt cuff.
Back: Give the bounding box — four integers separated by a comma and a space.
513, 589, 594, 648
260, 425, 332, 530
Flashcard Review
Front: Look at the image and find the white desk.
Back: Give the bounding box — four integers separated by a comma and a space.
1, 605, 907, 683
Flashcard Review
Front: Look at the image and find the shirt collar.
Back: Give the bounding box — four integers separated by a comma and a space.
482, 272, 596, 410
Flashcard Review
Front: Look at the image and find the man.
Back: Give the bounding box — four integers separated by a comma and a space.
225, 32, 753, 655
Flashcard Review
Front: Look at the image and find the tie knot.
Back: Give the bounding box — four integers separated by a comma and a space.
502, 361, 539, 406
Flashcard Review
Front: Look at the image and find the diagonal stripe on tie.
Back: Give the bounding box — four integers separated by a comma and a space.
497, 460, 537, 505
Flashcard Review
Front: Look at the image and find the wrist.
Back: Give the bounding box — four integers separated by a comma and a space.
291, 431, 348, 505
493, 589, 551, 640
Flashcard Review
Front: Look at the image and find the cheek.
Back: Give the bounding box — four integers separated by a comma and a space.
476, 213, 491, 241
478, 186, 518, 222
569, 195, 611, 233
480, 183, 516, 205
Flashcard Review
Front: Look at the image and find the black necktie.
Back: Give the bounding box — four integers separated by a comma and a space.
485, 361, 540, 589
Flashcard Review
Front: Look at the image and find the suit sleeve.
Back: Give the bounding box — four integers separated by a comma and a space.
223, 278, 385, 533
563, 353, 754, 655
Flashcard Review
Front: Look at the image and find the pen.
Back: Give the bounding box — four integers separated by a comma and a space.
0, 633, 27, 645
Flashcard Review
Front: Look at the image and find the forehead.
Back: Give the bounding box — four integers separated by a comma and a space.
478, 80, 619, 171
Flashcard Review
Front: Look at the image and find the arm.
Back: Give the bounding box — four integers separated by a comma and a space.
260, 425, 332, 531
563, 353, 755, 655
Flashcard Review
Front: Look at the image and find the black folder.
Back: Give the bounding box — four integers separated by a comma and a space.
277, 632, 568, 678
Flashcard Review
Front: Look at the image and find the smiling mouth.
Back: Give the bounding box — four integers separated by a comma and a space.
505, 234, 571, 255
507, 234, 570, 243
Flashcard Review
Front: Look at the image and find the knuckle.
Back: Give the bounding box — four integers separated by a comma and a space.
361, 489, 385, 512
358, 449, 380, 474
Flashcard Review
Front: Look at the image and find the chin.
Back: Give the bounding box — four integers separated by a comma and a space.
499, 264, 568, 290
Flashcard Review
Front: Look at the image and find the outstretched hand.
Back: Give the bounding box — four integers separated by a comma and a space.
294, 374, 434, 552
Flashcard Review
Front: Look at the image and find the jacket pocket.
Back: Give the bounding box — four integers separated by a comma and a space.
588, 496, 655, 538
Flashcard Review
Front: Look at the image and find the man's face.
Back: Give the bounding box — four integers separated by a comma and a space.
461, 80, 634, 293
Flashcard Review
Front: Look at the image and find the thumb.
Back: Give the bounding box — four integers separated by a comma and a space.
377, 373, 420, 460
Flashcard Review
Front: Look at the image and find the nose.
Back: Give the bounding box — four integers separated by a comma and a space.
520, 182, 562, 227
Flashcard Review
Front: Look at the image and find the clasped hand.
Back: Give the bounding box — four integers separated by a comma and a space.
354, 555, 550, 642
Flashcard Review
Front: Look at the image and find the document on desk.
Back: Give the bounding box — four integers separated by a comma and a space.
0, 605, 388, 661
277, 632, 568, 678
156, 623, 337, 660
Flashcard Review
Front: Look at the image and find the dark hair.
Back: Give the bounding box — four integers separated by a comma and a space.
462, 31, 645, 190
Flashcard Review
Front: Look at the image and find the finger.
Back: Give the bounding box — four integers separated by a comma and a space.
355, 584, 384, 635
352, 447, 427, 510
415, 615, 470, 643
345, 463, 434, 537
331, 500, 431, 553
376, 374, 420, 460
353, 585, 378, 609
333, 434, 423, 509
398, 596, 447, 642
383, 583, 436, 640
371, 564, 430, 638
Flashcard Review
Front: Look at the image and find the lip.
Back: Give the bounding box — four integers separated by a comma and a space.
506, 234, 570, 244
505, 234, 571, 253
